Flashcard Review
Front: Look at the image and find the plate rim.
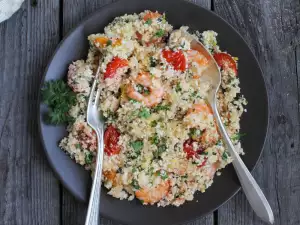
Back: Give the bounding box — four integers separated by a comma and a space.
37, 0, 269, 223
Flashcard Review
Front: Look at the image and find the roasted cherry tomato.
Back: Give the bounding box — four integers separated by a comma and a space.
104, 125, 121, 156
183, 139, 205, 159
213, 52, 237, 75
104, 57, 128, 79
162, 49, 186, 72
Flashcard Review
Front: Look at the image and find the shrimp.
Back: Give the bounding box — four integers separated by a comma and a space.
185, 103, 219, 145
126, 73, 164, 107
206, 162, 220, 179
187, 50, 209, 79
135, 181, 170, 205
187, 103, 213, 115
184, 103, 214, 128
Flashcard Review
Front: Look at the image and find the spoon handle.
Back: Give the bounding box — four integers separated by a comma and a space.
211, 100, 274, 224
84, 128, 104, 225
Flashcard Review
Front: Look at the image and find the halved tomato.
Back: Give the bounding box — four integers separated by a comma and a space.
104, 57, 128, 79
162, 49, 186, 72
183, 139, 205, 159
104, 125, 121, 156
213, 52, 237, 75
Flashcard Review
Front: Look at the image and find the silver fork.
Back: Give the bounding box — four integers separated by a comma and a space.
178, 30, 274, 224
85, 72, 105, 225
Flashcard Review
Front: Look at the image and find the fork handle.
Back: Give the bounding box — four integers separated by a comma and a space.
85, 128, 104, 225
211, 100, 274, 224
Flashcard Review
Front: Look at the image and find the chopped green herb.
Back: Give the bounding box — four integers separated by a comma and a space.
182, 174, 188, 179
132, 167, 137, 173
136, 84, 144, 93
140, 200, 144, 204
131, 179, 140, 190
150, 120, 158, 127
145, 19, 152, 25
130, 141, 144, 155
41, 80, 76, 125
150, 56, 157, 67
106, 39, 112, 46
152, 103, 171, 112
212, 152, 217, 155
155, 29, 165, 37
75, 143, 81, 149
154, 144, 167, 159
157, 170, 168, 180
189, 128, 201, 140
162, 14, 167, 23
129, 98, 139, 103
129, 110, 139, 120
201, 151, 208, 155
222, 152, 228, 160
150, 134, 160, 145
175, 83, 182, 92
231, 132, 246, 141
107, 110, 117, 121
85, 152, 93, 164
144, 89, 150, 95
138, 107, 151, 119
149, 167, 154, 174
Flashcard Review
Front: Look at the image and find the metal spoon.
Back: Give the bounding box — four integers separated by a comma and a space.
182, 31, 274, 224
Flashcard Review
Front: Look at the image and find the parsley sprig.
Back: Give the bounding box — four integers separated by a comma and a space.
41, 80, 76, 125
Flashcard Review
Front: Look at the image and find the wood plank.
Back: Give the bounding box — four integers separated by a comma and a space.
213, 0, 300, 224
0, 1, 61, 225
61, 0, 213, 225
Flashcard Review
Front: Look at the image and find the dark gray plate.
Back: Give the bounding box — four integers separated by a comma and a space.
38, 0, 268, 224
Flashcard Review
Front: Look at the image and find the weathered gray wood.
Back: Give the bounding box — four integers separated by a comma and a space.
0, 1, 61, 225
61, 0, 213, 225
214, 0, 300, 225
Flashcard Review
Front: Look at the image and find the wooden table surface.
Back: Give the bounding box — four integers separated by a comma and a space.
0, 0, 299, 224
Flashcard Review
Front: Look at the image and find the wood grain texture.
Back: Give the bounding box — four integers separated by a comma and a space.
61, 0, 213, 225
0, 1, 61, 225
214, 0, 300, 224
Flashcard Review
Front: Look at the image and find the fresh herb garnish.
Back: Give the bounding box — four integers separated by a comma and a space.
231, 132, 246, 141
175, 83, 182, 92
189, 128, 201, 140
106, 39, 112, 46
75, 143, 81, 149
162, 14, 166, 23
85, 152, 93, 164
131, 179, 140, 190
145, 19, 152, 25
150, 56, 157, 67
157, 170, 168, 180
138, 107, 151, 119
150, 120, 158, 127
129, 98, 139, 103
41, 80, 76, 125
152, 103, 171, 112
222, 151, 228, 160
106, 110, 117, 121
150, 134, 160, 145
155, 29, 165, 37
130, 140, 144, 155
154, 144, 167, 159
